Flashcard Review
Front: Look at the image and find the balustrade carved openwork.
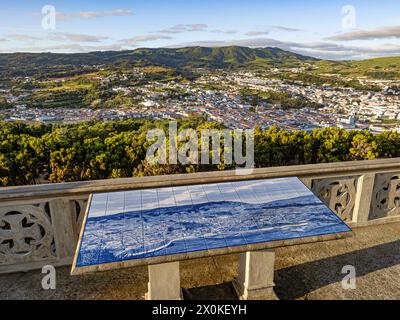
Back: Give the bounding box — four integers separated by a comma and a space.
0, 203, 55, 265
2, 164, 400, 273
311, 177, 358, 222
370, 173, 400, 220
0, 197, 89, 271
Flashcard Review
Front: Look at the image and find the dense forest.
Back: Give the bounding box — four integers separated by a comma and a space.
1, 118, 400, 187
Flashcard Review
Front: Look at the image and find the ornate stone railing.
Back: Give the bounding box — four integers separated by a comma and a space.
1, 158, 400, 274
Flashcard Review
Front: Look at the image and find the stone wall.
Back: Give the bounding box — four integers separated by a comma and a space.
1, 158, 400, 274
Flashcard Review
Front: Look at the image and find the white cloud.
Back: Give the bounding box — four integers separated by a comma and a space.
4, 32, 109, 43
327, 26, 400, 41
157, 24, 236, 35
272, 26, 302, 32
167, 38, 283, 48
158, 24, 208, 34
57, 9, 133, 21
48, 33, 109, 43
0, 43, 124, 53
119, 34, 173, 46
245, 26, 301, 37
6, 34, 40, 41
211, 29, 238, 34
245, 31, 270, 36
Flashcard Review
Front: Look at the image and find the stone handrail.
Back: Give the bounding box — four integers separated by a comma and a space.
1, 157, 400, 274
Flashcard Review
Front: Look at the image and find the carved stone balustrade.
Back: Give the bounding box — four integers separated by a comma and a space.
1, 158, 400, 274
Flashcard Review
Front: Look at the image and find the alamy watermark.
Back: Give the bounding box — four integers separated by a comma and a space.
41, 5, 57, 30
41, 265, 56, 290
341, 265, 356, 290
341, 5, 357, 30
146, 121, 254, 175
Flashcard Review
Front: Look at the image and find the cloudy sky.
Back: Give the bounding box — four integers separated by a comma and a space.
0, 0, 400, 60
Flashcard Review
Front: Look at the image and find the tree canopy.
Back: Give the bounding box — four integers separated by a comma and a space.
1, 119, 399, 186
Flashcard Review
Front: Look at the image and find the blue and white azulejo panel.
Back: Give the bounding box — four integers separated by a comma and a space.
75, 177, 351, 268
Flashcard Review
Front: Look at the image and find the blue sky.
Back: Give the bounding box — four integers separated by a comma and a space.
0, 0, 400, 60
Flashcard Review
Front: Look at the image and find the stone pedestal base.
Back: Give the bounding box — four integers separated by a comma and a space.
233, 249, 278, 300
146, 261, 183, 300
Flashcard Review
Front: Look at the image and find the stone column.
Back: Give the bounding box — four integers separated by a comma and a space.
146, 261, 183, 300
352, 173, 375, 223
49, 199, 76, 260
233, 249, 278, 300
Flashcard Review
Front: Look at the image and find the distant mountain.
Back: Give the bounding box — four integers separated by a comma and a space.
1, 46, 399, 80
128, 46, 318, 69
0, 46, 318, 77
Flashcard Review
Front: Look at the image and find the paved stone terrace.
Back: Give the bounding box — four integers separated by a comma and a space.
1, 222, 400, 300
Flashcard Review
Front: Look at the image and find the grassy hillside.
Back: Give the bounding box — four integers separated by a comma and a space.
0, 46, 317, 77
1, 46, 399, 80
315, 57, 400, 80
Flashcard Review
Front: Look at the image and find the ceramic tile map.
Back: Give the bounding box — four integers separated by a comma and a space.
75, 177, 352, 268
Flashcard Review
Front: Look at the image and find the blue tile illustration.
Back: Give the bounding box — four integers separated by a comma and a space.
206, 232, 248, 249
75, 177, 352, 268
98, 234, 124, 265
121, 229, 147, 260
204, 235, 229, 251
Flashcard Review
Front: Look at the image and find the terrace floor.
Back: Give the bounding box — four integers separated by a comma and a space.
1, 221, 400, 300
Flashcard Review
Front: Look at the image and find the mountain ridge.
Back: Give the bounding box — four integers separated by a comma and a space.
1, 46, 399, 80
0, 46, 317, 77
